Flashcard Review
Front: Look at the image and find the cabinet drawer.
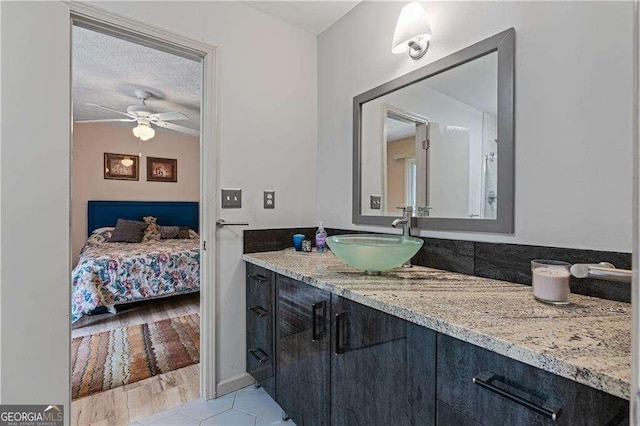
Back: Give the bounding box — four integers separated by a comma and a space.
247, 264, 273, 303
247, 333, 275, 399
247, 290, 273, 350
436, 334, 628, 426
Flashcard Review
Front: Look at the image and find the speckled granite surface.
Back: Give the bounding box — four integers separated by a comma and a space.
243, 250, 631, 400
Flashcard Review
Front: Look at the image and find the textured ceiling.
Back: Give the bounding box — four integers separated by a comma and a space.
242, 1, 361, 35
72, 26, 201, 133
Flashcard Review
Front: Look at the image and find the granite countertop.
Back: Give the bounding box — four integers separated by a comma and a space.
242, 250, 631, 400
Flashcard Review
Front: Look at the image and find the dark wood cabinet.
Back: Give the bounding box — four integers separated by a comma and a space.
436, 333, 629, 426
330, 295, 436, 426
436, 400, 481, 426
276, 275, 332, 426
245, 265, 630, 426
246, 264, 276, 399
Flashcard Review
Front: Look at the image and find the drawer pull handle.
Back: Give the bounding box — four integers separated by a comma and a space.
312, 301, 326, 342
335, 312, 346, 355
248, 274, 268, 283
472, 373, 561, 421
248, 305, 268, 317
248, 348, 270, 363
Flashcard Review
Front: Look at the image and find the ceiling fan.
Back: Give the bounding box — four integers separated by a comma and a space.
76, 89, 199, 140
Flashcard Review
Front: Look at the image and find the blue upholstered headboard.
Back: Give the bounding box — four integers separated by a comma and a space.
87, 201, 199, 236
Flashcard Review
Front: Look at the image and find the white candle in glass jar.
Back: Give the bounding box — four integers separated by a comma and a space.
532, 266, 571, 304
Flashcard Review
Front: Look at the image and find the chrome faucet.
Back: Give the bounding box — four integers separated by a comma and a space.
391, 206, 413, 268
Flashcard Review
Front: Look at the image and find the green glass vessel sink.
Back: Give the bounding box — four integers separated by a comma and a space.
326, 234, 424, 274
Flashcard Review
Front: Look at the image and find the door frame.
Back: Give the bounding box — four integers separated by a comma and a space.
632, 0, 639, 422
67, 1, 219, 401
380, 104, 429, 214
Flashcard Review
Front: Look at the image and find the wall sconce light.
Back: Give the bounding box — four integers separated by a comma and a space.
392, 2, 432, 60
132, 122, 155, 141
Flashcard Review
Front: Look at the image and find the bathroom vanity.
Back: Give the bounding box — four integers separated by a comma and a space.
243, 251, 630, 426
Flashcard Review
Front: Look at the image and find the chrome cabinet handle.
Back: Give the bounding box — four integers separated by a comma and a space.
248, 305, 268, 317
473, 372, 561, 421
248, 348, 270, 363
216, 219, 249, 228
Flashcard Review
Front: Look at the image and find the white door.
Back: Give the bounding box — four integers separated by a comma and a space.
427, 122, 470, 218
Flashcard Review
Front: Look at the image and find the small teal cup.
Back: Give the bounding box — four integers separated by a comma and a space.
293, 234, 306, 251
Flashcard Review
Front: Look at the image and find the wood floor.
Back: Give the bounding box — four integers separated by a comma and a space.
71, 293, 200, 426
72, 292, 200, 338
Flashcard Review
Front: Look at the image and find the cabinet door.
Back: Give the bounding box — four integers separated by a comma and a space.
276, 275, 331, 426
437, 333, 629, 426
330, 295, 436, 426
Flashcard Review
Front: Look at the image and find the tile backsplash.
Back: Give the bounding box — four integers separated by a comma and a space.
244, 228, 631, 303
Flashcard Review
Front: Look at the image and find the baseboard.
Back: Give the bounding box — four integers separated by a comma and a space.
215, 372, 255, 397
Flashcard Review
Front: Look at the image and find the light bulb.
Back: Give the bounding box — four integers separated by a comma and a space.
132, 123, 155, 141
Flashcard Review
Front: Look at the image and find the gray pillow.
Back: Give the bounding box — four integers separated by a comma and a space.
159, 225, 192, 239
108, 219, 148, 243
176, 227, 191, 239
159, 225, 180, 239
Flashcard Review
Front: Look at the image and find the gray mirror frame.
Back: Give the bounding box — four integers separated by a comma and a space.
353, 28, 515, 233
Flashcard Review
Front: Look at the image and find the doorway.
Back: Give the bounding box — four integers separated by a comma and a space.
68, 5, 217, 424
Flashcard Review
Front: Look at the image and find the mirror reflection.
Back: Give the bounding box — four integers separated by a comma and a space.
361, 51, 498, 219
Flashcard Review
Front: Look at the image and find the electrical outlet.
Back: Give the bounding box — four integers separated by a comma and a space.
264, 190, 275, 209
370, 195, 381, 210
221, 188, 242, 208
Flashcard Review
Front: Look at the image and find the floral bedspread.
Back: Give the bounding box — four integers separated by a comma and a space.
71, 229, 200, 323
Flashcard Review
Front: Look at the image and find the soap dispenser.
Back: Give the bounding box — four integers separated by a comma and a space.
315, 222, 327, 253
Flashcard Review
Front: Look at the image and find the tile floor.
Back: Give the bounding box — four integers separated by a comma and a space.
132, 385, 296, 426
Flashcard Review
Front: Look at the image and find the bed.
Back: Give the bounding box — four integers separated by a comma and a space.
71, 201, 200, 323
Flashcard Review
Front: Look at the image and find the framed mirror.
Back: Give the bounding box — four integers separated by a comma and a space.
353, 28, 514, 233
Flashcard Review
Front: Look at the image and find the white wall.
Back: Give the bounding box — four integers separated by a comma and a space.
318, 1, 634, 252
1, 0, 317, 412
1, 1, 71, 405
72, 123, 200, 260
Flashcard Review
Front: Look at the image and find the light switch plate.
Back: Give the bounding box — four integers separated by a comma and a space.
370, 195, 381, 210
264, 190, 275, 209
222, 188, 242, 209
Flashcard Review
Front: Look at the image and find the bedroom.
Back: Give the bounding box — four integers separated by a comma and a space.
69, 24, 203, 419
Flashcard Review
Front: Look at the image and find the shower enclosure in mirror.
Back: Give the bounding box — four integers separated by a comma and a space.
353, 28, 514, 233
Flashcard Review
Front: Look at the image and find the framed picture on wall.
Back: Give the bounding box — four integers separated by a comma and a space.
104, 153, 139, 181
147, 157, 177, 182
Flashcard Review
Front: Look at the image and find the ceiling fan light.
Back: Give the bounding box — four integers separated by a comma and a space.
133, 123, 155, 141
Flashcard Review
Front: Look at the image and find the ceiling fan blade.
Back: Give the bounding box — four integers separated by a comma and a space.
153, 120, 200, 137
75, 118, 137, 123
86, 103, 136, 118
149, 111, 189, 121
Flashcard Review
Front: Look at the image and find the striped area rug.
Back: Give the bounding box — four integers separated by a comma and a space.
71, 313, 200, 399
